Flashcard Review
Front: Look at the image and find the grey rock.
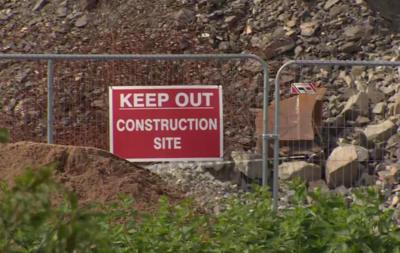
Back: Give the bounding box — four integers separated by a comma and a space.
241, 60, 262, 73
224, 15, 237, 26
300, 21, 319, 36
387, 133, 400, 147
377, 164, 399, 185
250, 33, 272, 49
344, 25, 367, 40
355, 116, 370, 126
279, 161, 322, 182
324, 0, 340, 10
33, 0, 48, 12
0, 9, 14, 21
372, 102, 386, 115
350, 130, 368, 148
81, 0, 98, 11
326, 145, 369, 187
364, 120, 396, 144
389, 95, 400, 116
381, 85, 396, 96
366, 85, 385, 104
57, 7, 68, 17
308, 180, 329, 192
174, 8, 195, 27
231, 151, 261, 179
341, 92, 369, 117
264, 36, 295, 59
16, 69, 30, 83
75, 15, 88, 28
340, 42, 359, 54
91, 99, 105, 108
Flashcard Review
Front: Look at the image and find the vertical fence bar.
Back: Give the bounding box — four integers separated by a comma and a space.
273, 61, 294, 210
262, 62, 270, 186
47, 59, 54, 144
272, 71, 281, 210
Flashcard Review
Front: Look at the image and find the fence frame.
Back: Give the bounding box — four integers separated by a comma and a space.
0, 53, 271, 185
273, 59, 400, 210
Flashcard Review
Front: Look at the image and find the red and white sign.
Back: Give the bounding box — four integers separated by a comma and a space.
290, 83, 317, 94
109, 86, 223, 161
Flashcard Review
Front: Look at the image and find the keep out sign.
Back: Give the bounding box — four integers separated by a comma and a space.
109, 86, 223, 161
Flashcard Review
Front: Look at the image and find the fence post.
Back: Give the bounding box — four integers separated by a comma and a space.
273, 61, 294, 210
47, 60, 54, 144
262, 61, 270, 186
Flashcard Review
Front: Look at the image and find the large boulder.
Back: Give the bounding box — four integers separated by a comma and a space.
326, 145, 369, 188
279, 161, 321, 182
363, 120, 396, 144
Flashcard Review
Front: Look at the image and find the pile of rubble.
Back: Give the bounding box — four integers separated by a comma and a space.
193, 0, 399, 61
146, 162, 243, 213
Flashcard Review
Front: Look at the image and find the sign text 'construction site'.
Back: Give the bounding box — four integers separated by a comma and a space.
109, 86, 223, 161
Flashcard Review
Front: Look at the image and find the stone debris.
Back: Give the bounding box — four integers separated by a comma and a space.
146, 162, 243, 213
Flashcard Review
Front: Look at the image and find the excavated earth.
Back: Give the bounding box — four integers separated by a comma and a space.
0, 142, 183, 211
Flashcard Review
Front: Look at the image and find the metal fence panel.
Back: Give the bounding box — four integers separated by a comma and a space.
273, 60, 400, 210
0, 54, 271, 186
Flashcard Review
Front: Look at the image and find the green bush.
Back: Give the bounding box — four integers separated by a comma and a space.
0, 168, 399, 252
0, 166, 112, 253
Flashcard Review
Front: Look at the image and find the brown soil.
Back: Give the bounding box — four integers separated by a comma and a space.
0, 141, 183, 211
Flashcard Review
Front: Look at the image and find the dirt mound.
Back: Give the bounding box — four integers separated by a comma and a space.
0, 142, 182, 210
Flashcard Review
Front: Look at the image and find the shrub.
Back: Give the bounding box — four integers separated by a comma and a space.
1, 168, 399, 252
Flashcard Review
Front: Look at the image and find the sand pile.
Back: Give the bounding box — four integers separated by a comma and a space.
0, 142, 182, 210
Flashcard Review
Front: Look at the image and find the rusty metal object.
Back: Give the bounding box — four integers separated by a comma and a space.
255, 88, 326, 154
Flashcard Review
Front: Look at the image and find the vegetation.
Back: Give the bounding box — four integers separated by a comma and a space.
0, 166, 400, 253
